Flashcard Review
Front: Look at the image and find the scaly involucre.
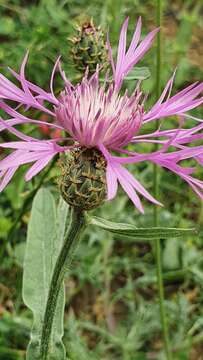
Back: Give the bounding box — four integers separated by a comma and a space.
0, 17, 203, 212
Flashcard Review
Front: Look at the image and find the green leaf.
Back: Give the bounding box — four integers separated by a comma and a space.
0, 217, 12, 238
0, 17, 16, 36
125, 67, 151, 80
100, 67, 151, 84
163, 238, 181, 270
90, 216, 197, 240
23, 189, 66, 360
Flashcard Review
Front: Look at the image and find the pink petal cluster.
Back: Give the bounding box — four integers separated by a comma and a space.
0, 18, 203, 212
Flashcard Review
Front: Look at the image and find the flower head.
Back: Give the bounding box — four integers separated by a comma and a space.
0, 18, 203, 212
70, 18, 108, 74
55, 73, 142, 149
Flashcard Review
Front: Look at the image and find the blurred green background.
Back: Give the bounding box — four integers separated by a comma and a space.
0, 0, 203, 359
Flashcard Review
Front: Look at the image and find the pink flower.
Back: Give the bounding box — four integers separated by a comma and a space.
0, 18, 203, 212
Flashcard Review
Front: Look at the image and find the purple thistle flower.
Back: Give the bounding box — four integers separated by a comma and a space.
0, 18, 203, 212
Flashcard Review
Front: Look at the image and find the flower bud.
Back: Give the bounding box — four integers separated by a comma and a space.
59, 147, 107, 211
70, 19, 108, 74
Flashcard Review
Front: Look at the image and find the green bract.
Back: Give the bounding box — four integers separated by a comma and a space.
59, 148, 107, 211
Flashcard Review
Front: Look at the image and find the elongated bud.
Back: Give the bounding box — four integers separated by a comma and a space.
59, 148, 107, 211
70, 19, 108, 74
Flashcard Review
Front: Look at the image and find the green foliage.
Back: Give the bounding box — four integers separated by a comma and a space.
90, 216, 197, 239
0, 0, 203, 359
125, 67, 151, 81
0, 312, 29, 359
23, 189, 66, 359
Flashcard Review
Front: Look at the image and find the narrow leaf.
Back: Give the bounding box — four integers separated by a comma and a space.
100, 67, 150, 84
125, 66, 151, 80
90, 216, 197, 240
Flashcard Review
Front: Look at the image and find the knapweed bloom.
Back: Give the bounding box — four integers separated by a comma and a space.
0, 17, 203, 212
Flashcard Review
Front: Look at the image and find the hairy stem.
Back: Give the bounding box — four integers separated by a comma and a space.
154, 0, 172, 359
40, 207, 87, 360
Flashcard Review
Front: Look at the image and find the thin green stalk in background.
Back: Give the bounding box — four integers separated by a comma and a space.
40, 207, 87, 360
154, 0, 172, 359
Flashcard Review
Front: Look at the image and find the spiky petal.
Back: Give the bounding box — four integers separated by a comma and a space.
107, 17, 159, 90
0, 17, 202, 212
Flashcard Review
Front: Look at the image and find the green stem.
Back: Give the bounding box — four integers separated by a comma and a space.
154, 1, 172, 359
155, 239, 172, 360
40, 207, 87, 360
